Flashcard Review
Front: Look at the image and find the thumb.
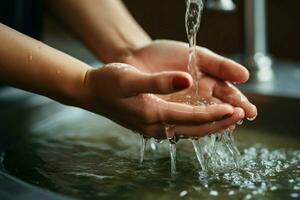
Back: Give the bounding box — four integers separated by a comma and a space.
123, 70, 193, 97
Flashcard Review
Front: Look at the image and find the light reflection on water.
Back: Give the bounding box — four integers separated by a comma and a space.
2, 104, 300, 200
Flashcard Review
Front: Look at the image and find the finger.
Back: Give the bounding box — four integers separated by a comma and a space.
196, 47, 249, 83
122, 70, 194, 97
135, 122, 237, 139
135, 124, 166, 139
153, 100, 234, 124
174, 107, 244, 137
229, 125, 236, 131
213, 81, 257, 119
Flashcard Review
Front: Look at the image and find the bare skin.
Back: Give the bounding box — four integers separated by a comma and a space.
0, 0, 257, 139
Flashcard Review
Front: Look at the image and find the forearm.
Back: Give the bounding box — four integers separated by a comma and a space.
46, 0, 151, 63
0, 23, 90, 106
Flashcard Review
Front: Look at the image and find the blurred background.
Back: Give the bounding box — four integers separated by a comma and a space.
124, 0, 300, 61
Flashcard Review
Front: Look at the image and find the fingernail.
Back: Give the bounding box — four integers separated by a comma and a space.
172, 76, 190, 91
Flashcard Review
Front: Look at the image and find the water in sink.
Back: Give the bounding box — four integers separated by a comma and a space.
2, 103, 300, 200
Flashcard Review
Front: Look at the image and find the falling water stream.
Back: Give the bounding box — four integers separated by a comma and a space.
140, 0, 240, 176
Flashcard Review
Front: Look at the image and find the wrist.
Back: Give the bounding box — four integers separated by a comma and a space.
58, 64, 92, 109
99, 34, 152, 64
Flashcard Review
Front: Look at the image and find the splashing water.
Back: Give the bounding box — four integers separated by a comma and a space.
2, 98, 300, 200
182, 0, 241, 173
139, 136, 148, 164
161, 0, 206, 177
139, 0, 241, 175
165, 125, 177, 176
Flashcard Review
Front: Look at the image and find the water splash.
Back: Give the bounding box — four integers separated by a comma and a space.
165, 125, 177, 176
191, 139, 207, 170
27, 51, 33, 62
149, 138, 158, 151
139, 136, 148, 164
138, 0, 242, 176
184, 0, 241, 174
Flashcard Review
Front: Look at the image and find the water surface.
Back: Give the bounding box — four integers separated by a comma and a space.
1, 102, 300, 200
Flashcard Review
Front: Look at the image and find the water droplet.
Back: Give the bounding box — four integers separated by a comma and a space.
27, 51, 33, 62
139, 136, 148, 164
179, 190, 188, 197
291, 193, 299, 198
209, 190, 219, 196
270, 186, 277, 191
191, 139, 207, 170
294, 186, 300, 190
193, 186, 201, 191
237, 119, 244, 125
244, 194, 252, 200
165, 125, 177, 176
150, 139, 157, 151
247, 116, 256, 121
155, 139, 164, 144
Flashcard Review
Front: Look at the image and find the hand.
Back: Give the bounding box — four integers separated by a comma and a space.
119, 39, 257, 120
80, 63, 243, 139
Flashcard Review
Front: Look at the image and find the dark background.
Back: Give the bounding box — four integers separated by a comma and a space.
124, 0, 300, 61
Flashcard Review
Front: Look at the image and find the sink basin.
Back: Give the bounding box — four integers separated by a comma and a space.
0, 87, 300, 200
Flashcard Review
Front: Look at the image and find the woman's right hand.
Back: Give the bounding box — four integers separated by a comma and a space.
79, 63, 244, 139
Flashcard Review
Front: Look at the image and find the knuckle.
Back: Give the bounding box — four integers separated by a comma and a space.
218, 58, 227, 76
138, 95, 158, 124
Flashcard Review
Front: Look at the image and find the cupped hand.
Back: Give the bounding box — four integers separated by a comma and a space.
119, 40, 257, 120
81, 63, 244, 139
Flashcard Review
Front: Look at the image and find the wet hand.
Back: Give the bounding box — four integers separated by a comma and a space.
81, 63, 242, 138
119, 39, 257, 120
